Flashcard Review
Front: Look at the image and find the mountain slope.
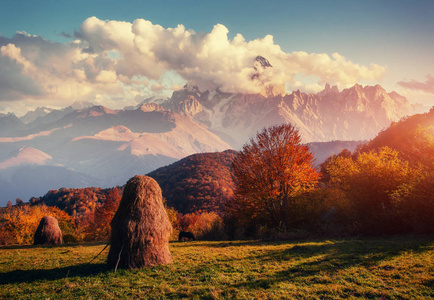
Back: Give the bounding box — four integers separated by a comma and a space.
165, 84, 413, 148
0, 82, 418, 206
359, 107, 434, 166
148, 150, 237, 214
0, 104, 231, 205
147, 141, 363, 214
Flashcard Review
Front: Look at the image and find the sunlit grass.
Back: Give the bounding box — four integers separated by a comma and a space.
1, 235, 433, 299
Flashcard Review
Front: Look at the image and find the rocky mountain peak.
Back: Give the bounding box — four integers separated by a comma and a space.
140, 103, 166, 112
20, 107, 55, 124
182, 84, 201, 94
254, 55, 272, 70
170, 84, 202, 104
252, 55, 272, 81
70, 101, 95, 110
318, 83, 339, 96
75, 105, 117, 118
251, 55, 285, 98
0, 112, 25, 135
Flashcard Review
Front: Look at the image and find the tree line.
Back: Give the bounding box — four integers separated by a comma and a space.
226, 108, 434, 238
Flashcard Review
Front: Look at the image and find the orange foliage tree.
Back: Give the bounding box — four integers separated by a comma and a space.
175, 211, 223, 240
390, 126, 434, 232
228, 124, 321, 231
78, 187, 122, 241
0, 204, 75, 245
326, 146, 418, 233
411, 124, 434, 169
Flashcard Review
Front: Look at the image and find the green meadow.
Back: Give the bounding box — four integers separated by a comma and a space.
1, 235, 433, 299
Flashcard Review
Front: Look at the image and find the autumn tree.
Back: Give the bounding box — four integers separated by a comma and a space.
389, 125, 434, 232
326, 146, 417, 233
359, 107, 434, 168
0, 204, 75, 245
228, 124, 321, 231
174, 211, 224, 240
320, 148, 353, 183
79, 187, 122, 241
410, 124, 434, 169
390, 172, 434, 233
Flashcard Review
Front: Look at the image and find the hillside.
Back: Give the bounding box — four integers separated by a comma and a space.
0, 83, 415, 206
147, 141, 362, 214
31, 187, 120, 217
0, 105, 230, 205
359, 107, 434, 166
148, 150, 238, 214
13, 139, 362, 215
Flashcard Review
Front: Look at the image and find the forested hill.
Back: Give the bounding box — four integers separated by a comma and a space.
30, 187, 121, 217
148, 150, 238, 214
18, 141, 360, 216
359, 107, 434, 166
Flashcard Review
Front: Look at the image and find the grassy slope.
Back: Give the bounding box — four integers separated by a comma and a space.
0, 236, 433, 299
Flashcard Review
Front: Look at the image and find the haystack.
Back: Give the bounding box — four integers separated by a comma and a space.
107, 175, 173, 269
34, 216, 63, 245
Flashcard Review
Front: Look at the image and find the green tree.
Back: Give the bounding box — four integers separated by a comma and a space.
228, 124, 320, 231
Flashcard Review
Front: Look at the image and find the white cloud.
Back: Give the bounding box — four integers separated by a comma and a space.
1, 43, 35, 74
77, 17, 386, 94
95, 70, 118, 83
0, 17, 387, 115
151, 83, 164, 92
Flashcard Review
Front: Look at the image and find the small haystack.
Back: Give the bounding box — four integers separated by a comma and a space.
34, 216, 63, 245
107, 175, 172, 269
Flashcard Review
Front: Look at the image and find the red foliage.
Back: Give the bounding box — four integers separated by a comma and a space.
78, 187, 122, 241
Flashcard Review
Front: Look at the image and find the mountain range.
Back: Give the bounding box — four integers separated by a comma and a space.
0, 82, 420, 206
162, 83, 415, 148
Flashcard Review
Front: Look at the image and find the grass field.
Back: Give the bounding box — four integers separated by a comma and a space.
1, 235, 433, 299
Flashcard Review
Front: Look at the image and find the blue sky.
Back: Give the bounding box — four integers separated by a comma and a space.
1, 0, 433, 114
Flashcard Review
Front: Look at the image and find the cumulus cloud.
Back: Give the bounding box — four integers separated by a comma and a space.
78, 17, 386, 94
151, 83, 164, 92
1, 43, 35, 74
95, 70, 118, 83
397, 74, 434, 94
171, 84, 184, 91
0, 17, 387, 114
0, 31, 123, 110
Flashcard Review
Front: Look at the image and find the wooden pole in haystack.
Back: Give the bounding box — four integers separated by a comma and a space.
107, 175, 173, 269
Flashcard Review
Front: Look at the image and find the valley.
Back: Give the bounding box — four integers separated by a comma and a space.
0, 84, 419, 205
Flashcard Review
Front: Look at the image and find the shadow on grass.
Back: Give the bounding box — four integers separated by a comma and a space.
230, 235, 434, 290
0, 263, 110, 285
0, 241, 107, 250
173, 240, 265, 248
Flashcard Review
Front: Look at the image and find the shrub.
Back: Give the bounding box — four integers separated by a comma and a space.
0, 204, 75, 245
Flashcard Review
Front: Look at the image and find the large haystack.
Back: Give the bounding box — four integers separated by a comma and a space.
34, 216, 63, 245
107, 175, 173, 269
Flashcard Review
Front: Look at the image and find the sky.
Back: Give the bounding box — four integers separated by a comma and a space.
1, 0, 434, 116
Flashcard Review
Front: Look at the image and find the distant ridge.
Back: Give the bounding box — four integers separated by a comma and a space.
163, 83, 414, 148
0, 83, 420, 206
